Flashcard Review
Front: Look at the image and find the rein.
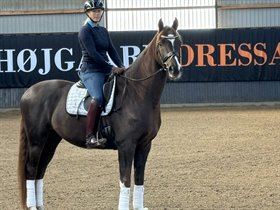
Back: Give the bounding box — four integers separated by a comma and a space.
117, 51, 177, 82
113, 68, 164, 112
117, 67, 165, 82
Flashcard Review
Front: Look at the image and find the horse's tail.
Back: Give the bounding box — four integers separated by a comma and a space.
18, 117, 27, 210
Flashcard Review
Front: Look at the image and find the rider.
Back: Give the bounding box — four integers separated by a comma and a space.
78, 0, 125, 148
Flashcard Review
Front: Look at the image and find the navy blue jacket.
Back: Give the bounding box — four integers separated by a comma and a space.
78, 22, 123, 73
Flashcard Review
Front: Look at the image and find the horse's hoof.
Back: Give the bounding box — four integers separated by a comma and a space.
29, 207, 37, 210
37, 206, 45, 210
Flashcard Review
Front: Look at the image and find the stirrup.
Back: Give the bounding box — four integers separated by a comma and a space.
86, 135, 107, 149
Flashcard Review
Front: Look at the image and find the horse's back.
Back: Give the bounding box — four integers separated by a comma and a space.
20, 79, 73, 119
21, 80, 73, 102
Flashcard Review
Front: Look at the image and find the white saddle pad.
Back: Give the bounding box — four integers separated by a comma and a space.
66, 76, 116, 116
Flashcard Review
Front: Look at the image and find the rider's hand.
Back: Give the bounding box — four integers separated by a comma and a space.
112, 66, 125, 74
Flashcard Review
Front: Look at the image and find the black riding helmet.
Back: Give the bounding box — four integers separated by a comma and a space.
84, 0, 104, 12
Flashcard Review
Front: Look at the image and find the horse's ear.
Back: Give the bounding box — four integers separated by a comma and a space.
172, 18, 178, 31
158, 18, 164, 31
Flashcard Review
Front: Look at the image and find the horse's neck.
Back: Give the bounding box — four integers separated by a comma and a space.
132, 41, 159, 74
124, 41, 167, 105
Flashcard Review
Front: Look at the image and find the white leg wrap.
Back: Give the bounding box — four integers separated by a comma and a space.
133, 185, 144, 210
118, 182, 130, 210
26, 180, 36, 208
35, 179, 44, 207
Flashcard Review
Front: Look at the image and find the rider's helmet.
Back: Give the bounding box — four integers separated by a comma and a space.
84, 0, 104, 12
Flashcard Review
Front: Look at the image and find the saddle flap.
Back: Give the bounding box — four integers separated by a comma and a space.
66, 76, 117, 117
102, 75, 117, 116
103, 75, 115, 105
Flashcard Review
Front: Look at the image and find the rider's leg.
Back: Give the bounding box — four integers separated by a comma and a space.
85, 98, 106, 148
79, 71, 108, 148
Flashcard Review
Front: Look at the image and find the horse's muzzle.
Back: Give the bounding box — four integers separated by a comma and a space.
165, 55, 183, 81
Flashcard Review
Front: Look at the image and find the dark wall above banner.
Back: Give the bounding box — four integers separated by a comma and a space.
0, 28, 280, 88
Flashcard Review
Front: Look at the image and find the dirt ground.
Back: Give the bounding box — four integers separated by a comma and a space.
0, 106, 280, 210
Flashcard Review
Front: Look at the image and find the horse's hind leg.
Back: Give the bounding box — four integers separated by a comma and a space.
25, 130, 61, 210
24, 134, 48, 210
35, 131, 61, 209
36, 131, 61, 179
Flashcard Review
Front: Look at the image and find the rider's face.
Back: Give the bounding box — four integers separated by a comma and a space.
87, 9, 104, 22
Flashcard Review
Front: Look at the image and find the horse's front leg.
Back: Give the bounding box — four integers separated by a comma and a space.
118, 146, 135, 210
133, 143, 151, 210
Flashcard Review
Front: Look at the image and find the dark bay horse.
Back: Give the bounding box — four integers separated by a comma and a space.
18, 18, 182, 210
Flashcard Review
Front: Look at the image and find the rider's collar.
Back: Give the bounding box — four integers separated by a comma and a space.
87, 18, 98, 28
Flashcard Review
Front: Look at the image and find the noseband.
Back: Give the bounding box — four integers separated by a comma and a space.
159, 51, 177, 70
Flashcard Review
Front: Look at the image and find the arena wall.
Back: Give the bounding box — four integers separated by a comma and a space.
1, 0, 280, 108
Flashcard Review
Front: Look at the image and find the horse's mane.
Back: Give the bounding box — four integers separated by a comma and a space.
125, 35, 156, 73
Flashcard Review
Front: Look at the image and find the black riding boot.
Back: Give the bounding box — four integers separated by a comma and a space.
85, 99, 107, 148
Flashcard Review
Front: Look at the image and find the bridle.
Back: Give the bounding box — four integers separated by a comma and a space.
158, 35, 179, 70
158, 50, 178, 70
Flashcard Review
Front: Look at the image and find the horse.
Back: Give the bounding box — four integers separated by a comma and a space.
18, 18, 183, 210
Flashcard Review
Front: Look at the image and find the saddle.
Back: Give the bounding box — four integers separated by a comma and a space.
66, 75, 117, 117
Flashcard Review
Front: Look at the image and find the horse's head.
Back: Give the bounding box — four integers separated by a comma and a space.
156, 18, 183, 81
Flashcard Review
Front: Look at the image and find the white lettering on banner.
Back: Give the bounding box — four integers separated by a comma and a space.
76, 57, 83, 71
120, 46, 141, 67
0, 46, 147, 75
0, 49, 16, 72
39, 48, 52, 75
120, 45, 148, 67
17, 49, 37, 73
0, 48, 78, 74
54, 48, 75, 72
